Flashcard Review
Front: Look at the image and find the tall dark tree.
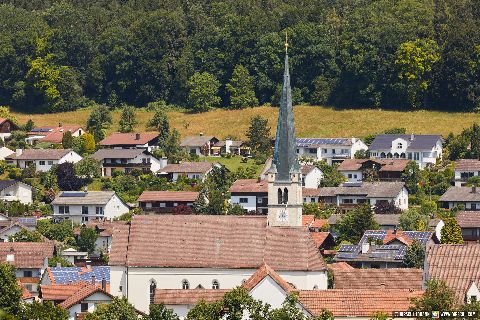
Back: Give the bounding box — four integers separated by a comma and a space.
56, 162, 84, 191
245, 115, 271, 159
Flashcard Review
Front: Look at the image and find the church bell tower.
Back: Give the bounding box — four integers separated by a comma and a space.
267, 34, 302, 227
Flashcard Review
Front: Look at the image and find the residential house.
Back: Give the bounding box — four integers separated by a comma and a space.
334, 229, 436, 268
0, 222, 34, 242
99, 132, 159, 151
0, 180, 33, 204
296, 138, 368, 165
138, 191, 199, 213
59, 248, 88, 265
6, 149, 82, 172
0, 118, 18, 140
0, 216, 37, 233
180, 135, 219, 156
0, 242, 55, 295
159, 161, 218, 182
229, 179, 268, 214
212, 139, 250, 156
74, 220, 128, 254
26, 125, 84, 145
41, 266, 110, 287
109, 215, 328, 313
52, 191, 130, 224
318, 182, 409, 212
455, 211, 480, 242
59, 284, 114, 320
332, 268, 423, 290
91, 149, 165, 177
337, 159, 409, 182
425, 244, 480, 304
0, 147, 14, 160
368, 134, 443, 169
302, 215, 328, 232
260, 159, 323, 188
454, 159, 480, 186
439, 185, 480, 210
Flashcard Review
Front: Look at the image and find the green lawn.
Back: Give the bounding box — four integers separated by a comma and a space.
205, 156, 264, 174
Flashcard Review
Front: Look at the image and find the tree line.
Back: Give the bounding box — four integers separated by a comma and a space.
1, 0, 480, 113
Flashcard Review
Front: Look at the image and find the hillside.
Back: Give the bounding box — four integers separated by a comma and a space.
12, 106, 478, 139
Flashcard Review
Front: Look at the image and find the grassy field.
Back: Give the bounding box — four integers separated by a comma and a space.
12, 105, 480, 139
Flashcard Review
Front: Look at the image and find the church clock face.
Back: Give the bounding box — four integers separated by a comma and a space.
277, 209, 289, 222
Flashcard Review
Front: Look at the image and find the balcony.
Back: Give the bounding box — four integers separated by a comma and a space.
102, 162, 150, 168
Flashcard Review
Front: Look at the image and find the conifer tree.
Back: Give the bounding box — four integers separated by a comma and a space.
226, 65, 258, 109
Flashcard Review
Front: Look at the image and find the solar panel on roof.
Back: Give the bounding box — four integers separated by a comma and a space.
336, 252, 359, 259
17, 217, 36, 225
60, 192, 86, 197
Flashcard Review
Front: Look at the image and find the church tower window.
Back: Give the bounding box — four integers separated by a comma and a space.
277, 188, 283, 204
212, 280, 220, 290
283, 188, 288, 204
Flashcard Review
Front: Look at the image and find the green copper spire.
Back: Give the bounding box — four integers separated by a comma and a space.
271, 33, 300, 182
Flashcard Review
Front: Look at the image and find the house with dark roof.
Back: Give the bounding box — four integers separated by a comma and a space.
296, 138, 368, 165
138, 191, 199, 213
6, 149, 82, 172
455, 211, 480, 242
52, 191, 129, 224
159, 161, 219, 182
455, 159, 480, 186
91, 149, 166, 177
0, 180, 33, 204
426, 244, 480, 304
0, 242, 55, 295
368, 134, 443, 169
0, 118, 18, 140
334, 229, 436, 268
439, 185, 480, 210
99, 132, 159, 151
318, 181, 409, 211
180, 135, 219, 156
337, 159, 409, 182
26, 124, 84, 145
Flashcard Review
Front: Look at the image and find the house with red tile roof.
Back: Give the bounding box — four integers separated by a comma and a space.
454, 159, 480, 186
159, 161, 219, 182
6, 149, 82, 172
180, 135, 219, 156
337, 159, 409, 183
26, 124, 84, 145
332, 268, 423, 290
99, 132, 160, 151
455, 211, 480, 242
0, 241, 55, 296
138, 191, 199, 213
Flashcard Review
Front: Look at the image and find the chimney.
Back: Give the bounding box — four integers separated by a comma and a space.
135, 133, 141, 140
361, 242, 370, 254
86, 260, 92, 270
101, 278, 107, 291
84, 186, 88, 193
351, 137, 356, 144
6, 253, 14, 263
199, 132, 204, 136
56, 262, 61, 268
159, 157, 168, 169
91, 275, 96, 285
410, 133, 415, 141
15, 149, 23, 157
473, 185, 477, 194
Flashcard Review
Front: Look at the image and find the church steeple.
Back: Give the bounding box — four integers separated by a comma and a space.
267, 33, 302, 227
271, 32, 300, 182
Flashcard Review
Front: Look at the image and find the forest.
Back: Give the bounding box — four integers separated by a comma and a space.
1, 0, 480, 113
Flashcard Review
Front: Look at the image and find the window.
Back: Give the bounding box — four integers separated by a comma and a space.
39, 161, 45, 165
149, 280, 157, 304
82, 206, 89, 215
82, 216, 89, 223
239, 198, 248, 203
397, 143, 403, 149
342, 199, 353, 204
313, 285, 318, 290
323, 149, 327, 154
277, 188, 282, 204
296, 148, 300, 154
59, 206, 69, 214
96, 207, 104, 215
348, 174, 352, 178
47, 161, 53, 165
472, 203, 478, 211
23, 270, 32, 277
182, 279, 189, 290
353, 174, 358, 179
308, 148, 316, 154
25, 284, 33, 292
81, 303, 88, 312
212, 280, 220, 290
283, 188, 288, 204
303, 198, 306, 202
332, 149, 336, 154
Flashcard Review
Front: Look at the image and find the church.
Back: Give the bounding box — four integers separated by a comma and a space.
109, 41, 328, 314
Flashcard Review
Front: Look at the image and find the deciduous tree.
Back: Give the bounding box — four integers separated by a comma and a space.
336, 205, 379, 243
77, 226, 98, 254
440, 217, 464, 244
187, 72, 221, 113
403, 240, 425, 268
245, 115, 271, 160
226, 65, 258, 109
118, 105, 137, 133
0, 263, 21, 315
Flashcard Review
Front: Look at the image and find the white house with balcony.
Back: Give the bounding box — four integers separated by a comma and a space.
52, 191, 129, 224
296, 138, 367, 165
454, 159, 480, 186
0, 180, 33, 204
91, 149, 165, 177
368, 134, 443, 169
5, 149, 82, 172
